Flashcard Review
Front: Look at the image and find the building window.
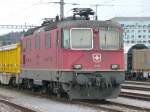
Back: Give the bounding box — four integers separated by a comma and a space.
131, 35, 134, 38
121, 24, 124, 27
131, 25, 135, 27
138, 30, 141, 33
143, 30, 146, 32
143, 25, 146, 28
45, 32, 51, 48
126, 35, 129, 39
143, 35, 146, 38
131, 41, 134, 43
138, 35, 141, 38
35, 35, 40, 49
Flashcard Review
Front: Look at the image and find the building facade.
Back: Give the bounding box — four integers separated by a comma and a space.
111, 17, 150, 47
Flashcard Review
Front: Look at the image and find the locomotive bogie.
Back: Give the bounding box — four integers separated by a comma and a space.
20, 70, 124, 99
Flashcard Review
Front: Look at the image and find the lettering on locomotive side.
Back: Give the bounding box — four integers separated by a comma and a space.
92, 53, 101, 63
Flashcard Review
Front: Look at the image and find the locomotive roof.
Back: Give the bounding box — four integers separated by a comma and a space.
25, 20, 122, 36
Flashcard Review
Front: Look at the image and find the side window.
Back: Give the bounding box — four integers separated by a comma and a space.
35, 34, 40, 49
26, 39, 32, 50
45, 32, 51, 48
23, 55, 26, 65
62, 29, 70, 48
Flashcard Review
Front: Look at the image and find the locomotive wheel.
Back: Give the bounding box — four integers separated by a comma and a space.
9, 77, 16, 87
22, 79, 28, 89
66, 93, 72, 101
41, 86, 47, 94
41, 82, 49, 94
56, 92, 61, 98
27, 80, 33, 89
12, 78, 16, 87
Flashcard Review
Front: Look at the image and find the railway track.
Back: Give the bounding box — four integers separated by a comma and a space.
0, 98, 38, 112
120, 80, 150, 101
121, 82, 150, 91
124, 80, 150, 86
76, 100, 150, 112
120, 91, 150, 101
0, 85, 150, 112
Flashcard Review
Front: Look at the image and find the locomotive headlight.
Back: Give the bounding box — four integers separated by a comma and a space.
73, 64, 82, 70
111, 64, 119, 70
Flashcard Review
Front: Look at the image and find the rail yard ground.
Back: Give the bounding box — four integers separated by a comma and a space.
0, 81, 150, 112
0, 86, 103, 112
0, 102, 22, 112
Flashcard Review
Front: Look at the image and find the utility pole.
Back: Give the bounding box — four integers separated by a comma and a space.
91, 4, 113, 20
60, 0, 64, 19
95, 5, 98, 20
46, 1, 113, 20
47, 1, 79, 19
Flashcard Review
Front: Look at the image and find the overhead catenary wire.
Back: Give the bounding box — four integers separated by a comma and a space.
17, 0, 150, 20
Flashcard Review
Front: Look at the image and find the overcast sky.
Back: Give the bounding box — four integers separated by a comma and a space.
0, 0, 150, 34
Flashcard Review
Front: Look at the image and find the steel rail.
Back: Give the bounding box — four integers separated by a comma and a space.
0, 99, 39, 112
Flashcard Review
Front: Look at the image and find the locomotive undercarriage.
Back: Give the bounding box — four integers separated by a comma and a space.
20, 70, 124, 100
62, 72, 124, 100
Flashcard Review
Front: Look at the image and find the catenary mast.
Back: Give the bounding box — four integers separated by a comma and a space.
60, 0, 64, 19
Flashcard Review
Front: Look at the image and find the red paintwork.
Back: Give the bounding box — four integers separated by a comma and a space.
21, 28, 124, 71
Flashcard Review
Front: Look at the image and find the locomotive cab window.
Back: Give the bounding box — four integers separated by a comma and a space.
70, 28, 93, 50
62, 29, 70, 48
99, 28, 121, 50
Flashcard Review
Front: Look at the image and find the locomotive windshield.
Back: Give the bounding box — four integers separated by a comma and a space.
70, 28, 93, 50
62, 28, 93, 50
99, 28, 121, 50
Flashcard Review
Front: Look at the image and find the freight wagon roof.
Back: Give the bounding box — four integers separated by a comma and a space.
25, 20, 122, 36
0, 44, 18, 51
128, 44, 148, 54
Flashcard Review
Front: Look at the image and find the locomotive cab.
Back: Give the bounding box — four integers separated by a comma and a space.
55, 21, 125, 99
60, 25, 124, 70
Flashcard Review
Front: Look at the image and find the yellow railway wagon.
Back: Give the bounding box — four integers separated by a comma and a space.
0, 43, 20, 74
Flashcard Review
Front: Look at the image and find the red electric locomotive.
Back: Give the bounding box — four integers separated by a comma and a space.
20, 8, 124, 100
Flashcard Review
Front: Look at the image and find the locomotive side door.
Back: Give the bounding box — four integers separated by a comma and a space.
55, 29, 63, 74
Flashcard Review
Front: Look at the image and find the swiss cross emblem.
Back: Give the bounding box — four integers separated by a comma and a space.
92, 53, 101, 63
